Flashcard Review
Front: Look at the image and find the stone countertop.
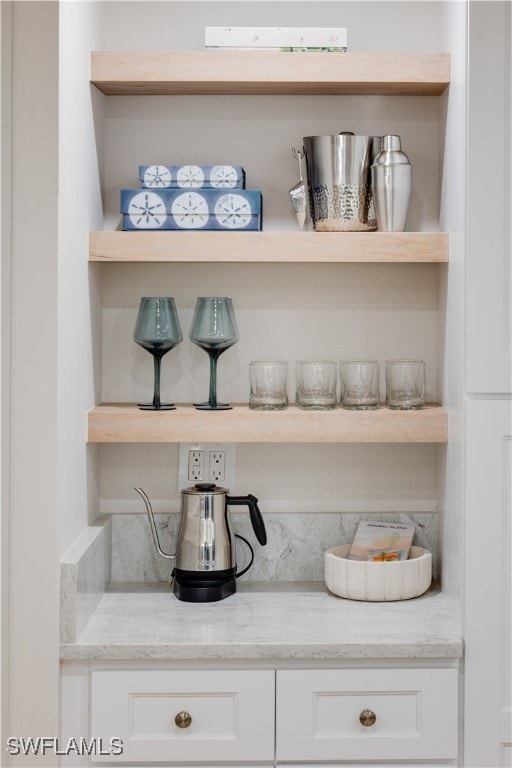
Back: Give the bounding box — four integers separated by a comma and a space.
60, 582, 462, 661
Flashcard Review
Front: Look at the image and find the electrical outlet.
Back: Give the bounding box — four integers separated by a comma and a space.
188, 450, 205, 481
209, 450, 225, 482
178, 443, 236, 491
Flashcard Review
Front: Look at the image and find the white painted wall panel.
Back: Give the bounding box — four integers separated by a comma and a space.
103, 1, 445, 53
465, 398, 512, 766
436, 0, 467, 626
8, 2, 60, 762
0, 0, 12, 751
466, 1, 512, 394
58, 1, 106, 556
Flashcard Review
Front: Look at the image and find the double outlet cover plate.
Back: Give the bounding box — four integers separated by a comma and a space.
177, 443, 236, 491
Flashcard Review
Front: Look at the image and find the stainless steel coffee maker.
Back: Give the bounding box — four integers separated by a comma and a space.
135, 483, 267, 602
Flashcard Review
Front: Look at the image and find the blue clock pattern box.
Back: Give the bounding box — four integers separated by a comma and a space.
121, 188, 262, 231
139, 164, 246, 189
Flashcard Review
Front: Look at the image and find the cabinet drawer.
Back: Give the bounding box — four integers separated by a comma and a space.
276, 667, 459, 762
90, 669, 275, 764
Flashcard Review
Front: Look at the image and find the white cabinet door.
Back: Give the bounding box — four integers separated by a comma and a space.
90, 669, 275, 764
466, 1, 512, 394
465, 399, 512, 766
276, 667, 459, 762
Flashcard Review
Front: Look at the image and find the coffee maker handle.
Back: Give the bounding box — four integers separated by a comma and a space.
227, 493, 267, 546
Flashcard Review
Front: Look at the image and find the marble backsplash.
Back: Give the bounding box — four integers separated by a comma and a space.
111, 512, 437, 584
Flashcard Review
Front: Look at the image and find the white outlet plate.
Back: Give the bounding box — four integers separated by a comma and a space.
209, 450, 226, 482
188, 450, 205, 481
178, 442, 236, 491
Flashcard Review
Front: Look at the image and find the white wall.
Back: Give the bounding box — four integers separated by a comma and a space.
464, 2, 512, 763
437, 0, 467, 624
103, 1, 445, 53
58, 1, 105, 556
7, 2, 60, 761
0, 0, 13, 752
465, 0, 512, 394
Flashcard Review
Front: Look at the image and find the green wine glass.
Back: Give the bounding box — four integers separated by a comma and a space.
133, 297, 183, 411
189, 297, 239, 410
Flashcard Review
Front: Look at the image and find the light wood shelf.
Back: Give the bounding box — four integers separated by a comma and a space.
91, 51, 450, 96
90, 50, 449, 447
87, 403, 448, 444
89, 231, 448, 263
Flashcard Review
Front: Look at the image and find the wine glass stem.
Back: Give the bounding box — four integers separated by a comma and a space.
153, 354, 162, 408
208, 352, 219, 407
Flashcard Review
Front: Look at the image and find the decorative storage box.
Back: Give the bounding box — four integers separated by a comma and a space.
139, 164, 246, 189
121, 188, 262, 230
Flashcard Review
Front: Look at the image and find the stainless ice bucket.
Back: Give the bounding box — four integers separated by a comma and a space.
303, 133, 381, 231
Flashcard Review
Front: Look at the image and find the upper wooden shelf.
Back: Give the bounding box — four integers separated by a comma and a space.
89, 231, 448, 263
91, 51, 450, 96
88, 403, 447, 444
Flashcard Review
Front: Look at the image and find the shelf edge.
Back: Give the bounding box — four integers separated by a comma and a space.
90, 51, 450, 96
87, 403, 448, 444
89, 231, 449, 263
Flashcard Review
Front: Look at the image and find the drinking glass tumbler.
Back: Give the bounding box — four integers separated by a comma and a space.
340, 360, 380, 409
295, 361, 337, 410
385, 360, 426, 410
249, 361, 288, 410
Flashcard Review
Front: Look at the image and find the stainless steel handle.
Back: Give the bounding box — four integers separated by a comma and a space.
359, 708, 376, 727
174, 711, 192, 729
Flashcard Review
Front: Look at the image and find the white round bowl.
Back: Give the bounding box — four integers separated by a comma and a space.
324, 544, 432, 601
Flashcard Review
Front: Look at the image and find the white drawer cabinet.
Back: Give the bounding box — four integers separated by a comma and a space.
90, 669, 275, 764
275, 668, 459, 762
65, 663, 459, 766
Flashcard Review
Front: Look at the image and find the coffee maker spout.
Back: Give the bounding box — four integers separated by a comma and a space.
134, 487, 176, 561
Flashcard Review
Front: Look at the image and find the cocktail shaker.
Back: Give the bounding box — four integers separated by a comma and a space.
371, 135, 412, 232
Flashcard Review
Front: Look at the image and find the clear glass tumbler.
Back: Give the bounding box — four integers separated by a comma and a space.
340, 360, 380, 410
249, 361, 288, 410
385, 360, 426, 410
295, 361, 337, 410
